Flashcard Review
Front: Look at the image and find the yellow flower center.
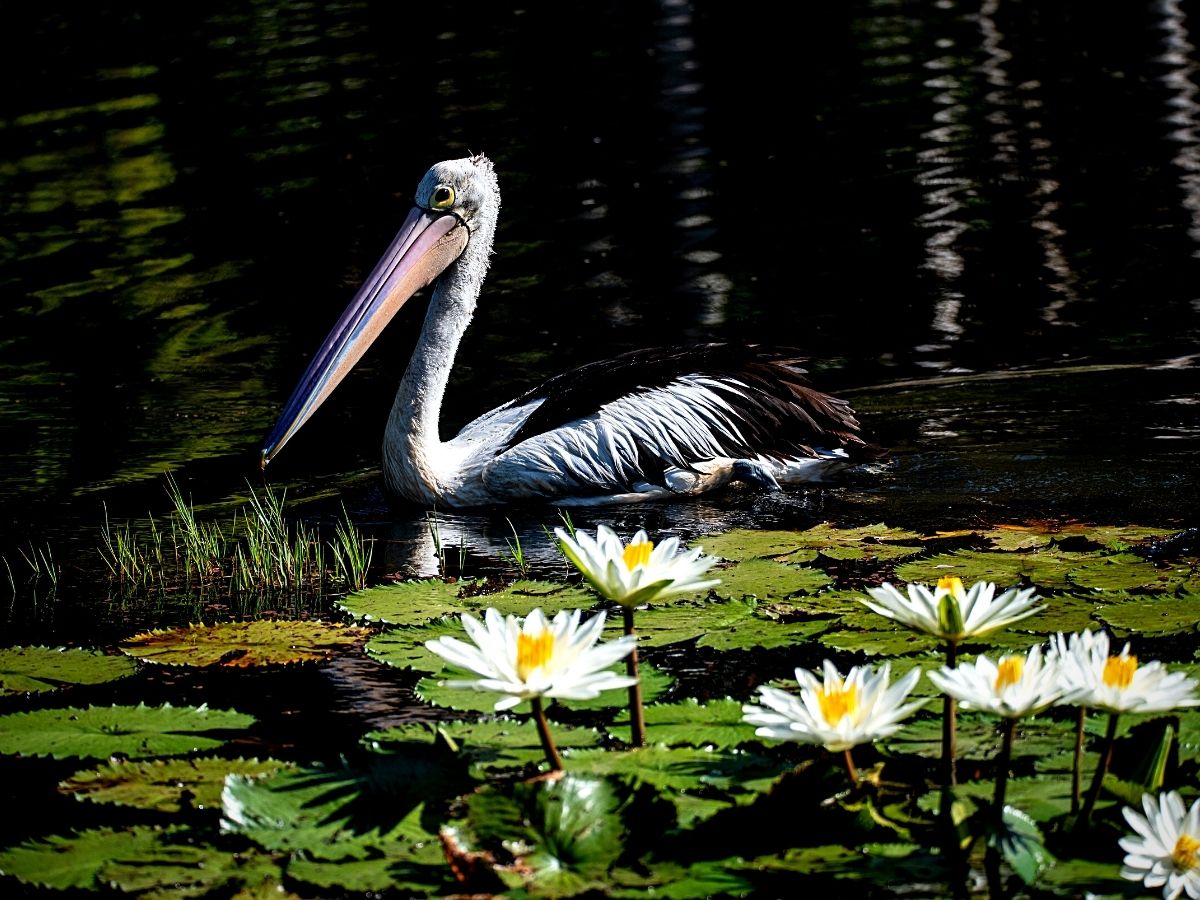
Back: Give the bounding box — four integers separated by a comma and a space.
516, 630, 555, 681
1103, 654, 1138, 689
994, 656, 1024, 691
623, 540, 654, 570
817, 680, 859, 724
937, 575, 965, 599
1172, 833, 1200, 871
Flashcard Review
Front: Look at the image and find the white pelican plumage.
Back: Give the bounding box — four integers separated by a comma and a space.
261, 155, 882, 506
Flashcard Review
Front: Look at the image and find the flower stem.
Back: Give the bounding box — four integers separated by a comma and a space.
943, 640, 958, 786
530, 696, 563, 772
1078, 712, 1119, 829
623, 606, 646, 748
985, 717, 1016, 900
1071, 706, 1086, 815
842, 748, 859, 786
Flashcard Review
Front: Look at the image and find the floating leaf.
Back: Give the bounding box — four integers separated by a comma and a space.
714, 558, 832, 599
1096, 593, 1200, 635
366, 718, 604, 776
612, 699, 759, 749
699, 529, 816, 560
287, 852, 452, 895
338, 578, 464, 625
819, 624, 940, 657
366, 617, 464, 673
564, 745, 791, 803
452, 775, 648, 897
698, 617, 832, 651
0, 703, 254, 760
59, 756, 295, 813
0, 826, 168, 890
0, 826, 282, 895
222, 753, 461, 861
1066, 553, 1173, 592
0, 646, 137, 697
609, 859, 757, 899
120, 620, 371, 667
456, 579, 599, 616
895, 548, 1089, 592
606, 597, 756, 648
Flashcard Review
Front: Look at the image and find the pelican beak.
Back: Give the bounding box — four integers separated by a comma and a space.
261, 206, 469, 467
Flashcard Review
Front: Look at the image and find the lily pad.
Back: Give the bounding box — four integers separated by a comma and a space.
564, 745, 792, 800
59, 756, 295, 813
222, 754, 461, 861
0, 645, 137, 697
365, 718, 605, 776
1066, 553, 1173, 592
338, 578, 464, 625
698, 616, 833, 651
699, 529, 817, 561
613, 698, 760, 749
365, 617, 464, 673
120, 620, 371, 667
0, 703, 255, 760
0, 825, 283, 895
1095, 592, 1200, 636
456, 579, 599, 616
447, 774, 660, 897
894, 548, 1090, 592
714, 558, 832, 599
819, 624, 941, 657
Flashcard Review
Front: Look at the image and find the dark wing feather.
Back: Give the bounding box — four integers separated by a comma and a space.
501, 343, 883, 462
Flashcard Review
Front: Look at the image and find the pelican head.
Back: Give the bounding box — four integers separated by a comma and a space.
261, 155, 499, 467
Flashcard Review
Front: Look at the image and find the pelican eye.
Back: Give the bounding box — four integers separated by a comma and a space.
431, 185, 455, 209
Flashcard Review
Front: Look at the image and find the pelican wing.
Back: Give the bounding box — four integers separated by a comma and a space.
479, 345, 878, 498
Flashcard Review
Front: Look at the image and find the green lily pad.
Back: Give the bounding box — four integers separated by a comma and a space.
895, 548, 1091, 592
967, 527, 1055, 551
819, 543, 923, 562
448, 775, 658, 897
714, 558, 832, 599
819, 624, 941, 657
612, 698, 760, 749
338, 578, 464, 625
0, 826, 283, 895
606, 596, 756, 648
456, 579, 599, 616
0, 703, 255, 760
287, 851, 452, 895
365, 718, 605, 776
59, 756, 295, 813
222, 754, 461, 861
564, 745, 792, 800
1066, 553, 1174, 592
120, 620, 371, 667
609, 859, 758, 899
1095, 592, 1200, 635
365, 617, 464, 673
0, 646, 138, 697
698, 617, 833, 651
699, 529, 817, 561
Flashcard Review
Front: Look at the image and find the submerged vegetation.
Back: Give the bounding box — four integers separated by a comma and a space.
0, 518, 1198, 897
96, 473, 374, 612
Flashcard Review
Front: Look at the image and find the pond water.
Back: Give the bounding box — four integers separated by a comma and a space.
1, 0, 1200, 895
3, 0, 1198, 638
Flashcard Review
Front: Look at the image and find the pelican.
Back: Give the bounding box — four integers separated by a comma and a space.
261, 155, 881, 506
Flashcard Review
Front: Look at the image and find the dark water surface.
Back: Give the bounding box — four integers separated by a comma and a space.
2, 0, 1199, 640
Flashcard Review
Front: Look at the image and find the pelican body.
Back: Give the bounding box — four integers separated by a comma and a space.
262, 155, 880, 506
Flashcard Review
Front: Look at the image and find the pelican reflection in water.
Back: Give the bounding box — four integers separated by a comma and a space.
262, 155, 881, 506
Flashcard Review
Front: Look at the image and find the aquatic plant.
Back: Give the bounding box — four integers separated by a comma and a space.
3, 519, 1198, 898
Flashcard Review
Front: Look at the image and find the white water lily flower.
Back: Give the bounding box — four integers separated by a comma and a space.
862, 576, 1043, 643
927, 644, 1065, 718
741, 660, 925, 752
1049, 628, 1200, 714
425, 607, 637, 711
555, 525, 720, 607
1120, 790, 1200, 900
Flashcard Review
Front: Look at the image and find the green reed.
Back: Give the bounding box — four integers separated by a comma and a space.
97, 474, 376, 611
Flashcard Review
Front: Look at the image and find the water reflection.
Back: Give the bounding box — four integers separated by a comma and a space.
1, 0, 1199, 610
